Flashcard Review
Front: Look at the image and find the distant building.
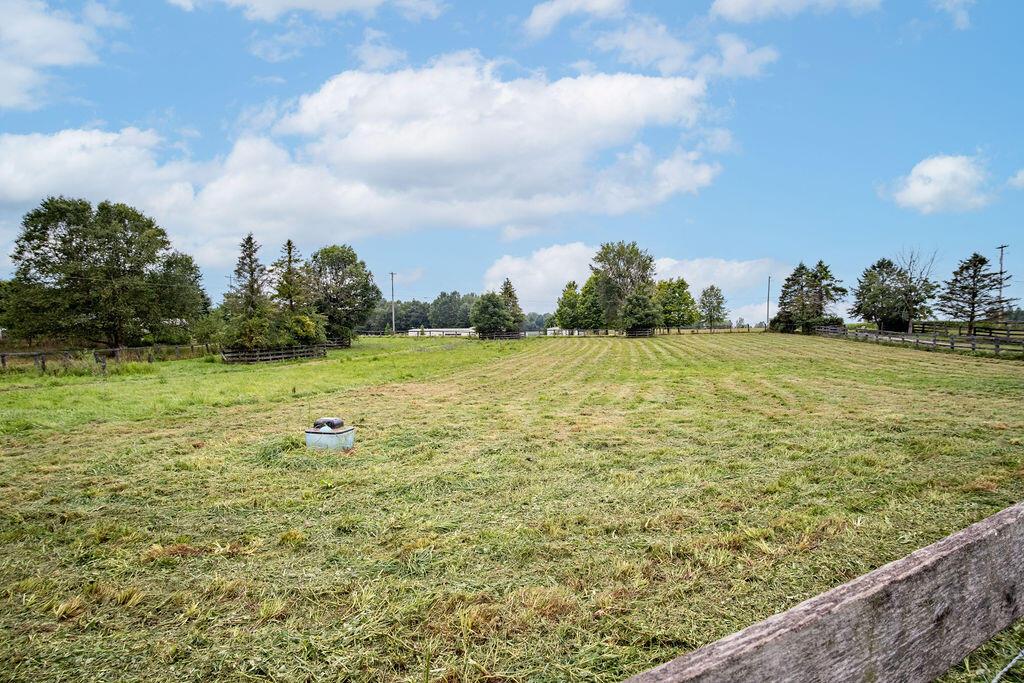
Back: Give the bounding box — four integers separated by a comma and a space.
408, 328, 475, 337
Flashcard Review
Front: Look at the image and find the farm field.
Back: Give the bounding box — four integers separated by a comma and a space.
2, 334, 1023, 682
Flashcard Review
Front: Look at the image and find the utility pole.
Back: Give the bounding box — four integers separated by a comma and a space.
997, 244, 1009, 321
765, 275, 771, 331
389, 272, 396, 335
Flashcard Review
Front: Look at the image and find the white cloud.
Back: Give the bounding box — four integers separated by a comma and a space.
353, 28, 406, 70
501, 225, 542, 241
484, 242, 596, 309
0, 54, 722, 268
524, 0, 627, 39
594, 18, 777, 80
594, 16, 692, 75
655, 256, 786, 298
888, 154, 991, 214
393, 267, 424, 284
249, 17, 322, 62
710, 0, 880, 23
169, 0, 443, 21
933, 0, 974, 30
699, 34, 778, 78
1009, 170, 1024, 190
0, 0, 123, 109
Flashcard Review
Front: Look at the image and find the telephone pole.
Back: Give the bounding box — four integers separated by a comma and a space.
997, 245, 1009, 321
389, 272, 396, 335
765, 275, 771, 331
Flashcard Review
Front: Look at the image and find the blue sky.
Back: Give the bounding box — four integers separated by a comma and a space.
1, 0, 1021, 322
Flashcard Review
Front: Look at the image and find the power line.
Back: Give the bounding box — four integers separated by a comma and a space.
389, 271, 396, 336
997, 244, 1009, 321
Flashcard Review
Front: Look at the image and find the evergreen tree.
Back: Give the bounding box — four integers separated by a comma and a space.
470, 292, 513, 334
937, 253, 1014, 335
578, 274, 606, 330
222, 233, 274, 349
809, 260, 848, 316
698, 285, 728, 330
499, 279, 525, 330
849, 258, 905, 331
269, 240, 324, 345
620, 291, 662, 331
772, 261, 846, 333
654, 278, 698, 329
554, 281, 581, 329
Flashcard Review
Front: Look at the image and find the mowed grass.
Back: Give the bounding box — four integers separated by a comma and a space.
1, 334, 1023, 682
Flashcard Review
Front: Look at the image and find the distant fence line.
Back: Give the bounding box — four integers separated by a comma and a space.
358, 325, 761, 338
913, 320, 1024, 340
816, 326, 1024, 357
627, 501, 1024, 683
0, 338, 354, 372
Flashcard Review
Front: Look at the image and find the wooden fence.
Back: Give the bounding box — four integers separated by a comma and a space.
913, 321, 1024, 340
0, 342, 221, 372
627, 501, 1024, 682
816, 326, 1024, 357
220, 345, 327, 364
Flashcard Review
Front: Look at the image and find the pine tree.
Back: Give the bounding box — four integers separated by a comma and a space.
222, 233, 273, 349
937, 253, 1014, 335
554, 281, 581, 330
499, 278, 525, 330
270, 240, 308, 312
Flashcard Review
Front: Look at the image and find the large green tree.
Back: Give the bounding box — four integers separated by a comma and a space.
221, 233, 274, 350
620, 291, 662, 331
308, 245, 381, 341
654, 278, 698, 329
3, 196, 207, 346
554, 281, 582, 330
499, 279, 525, 330
937, 253, 1013, 335
590, 241, 656, 328
849, 258, 905, 331
470, 292, 513, 334
270, 240, 324, 345
429, 291, 465, 327
577, 274, 606, 330
771, 260, 846, 333
698, 285, 728, 330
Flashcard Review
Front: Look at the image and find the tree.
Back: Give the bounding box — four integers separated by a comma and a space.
698, 285, 728, 330
937, 253, 1014, 335
524, 312, 550, 331
399, 300, 431, 330
590, 241, 656, 327
308, 245, 381, 341
772, 260, 846, 333
554, 281, 582, 330
893, 250, 938, 333
4, 196, 207, 346
620, 291, 661, 331
268, 240, 324, 345
221, 233, 274, 350
470, 292, 513, 334
499, 279, 525, 330
654, 278, 698, 329
430, 291, 464, 327
849, 258, 905, 331
151, 251, 211, 343
577, 274, 606, 330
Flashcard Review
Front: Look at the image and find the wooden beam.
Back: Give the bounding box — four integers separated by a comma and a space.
627, 502, 1024, 683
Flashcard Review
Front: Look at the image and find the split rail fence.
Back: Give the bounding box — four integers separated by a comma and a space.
816, 326, 1024, 357
628, 501, 1024, 682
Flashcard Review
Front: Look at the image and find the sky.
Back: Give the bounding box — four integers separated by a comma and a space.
1, 0, 1022, 324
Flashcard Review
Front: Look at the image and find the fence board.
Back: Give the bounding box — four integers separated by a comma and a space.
627, 502, 1024, 683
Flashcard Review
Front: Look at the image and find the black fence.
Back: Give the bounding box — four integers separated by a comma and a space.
221, 346, 328, 364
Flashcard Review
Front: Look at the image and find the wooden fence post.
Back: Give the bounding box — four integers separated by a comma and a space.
0, 353, 6, 371
37, 353, 46, 372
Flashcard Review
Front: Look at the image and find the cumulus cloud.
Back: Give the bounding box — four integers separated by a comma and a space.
888, 155, 991, 214
168, 0, 443, 21
933, 0, 974, 30
353, 28, 406, 70
595, 18, 776, 79
524, 0, 627, 39
655, 256, 786, 299
0, 54, 722, 267
0, 0, 124, 109
484, 242, 596, 309
710, 0, 880, 23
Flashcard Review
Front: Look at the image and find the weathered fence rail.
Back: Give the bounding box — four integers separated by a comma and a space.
627, 502, 1024, 682
816, 326, 1024, 357
913, 321, 1024, 340
0, 342, 221, 372
476, 331, 527, 340
220, 346, 328, 364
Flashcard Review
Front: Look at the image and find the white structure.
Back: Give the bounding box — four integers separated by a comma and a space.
408, 328, 475, 337
546, 327, 573, 336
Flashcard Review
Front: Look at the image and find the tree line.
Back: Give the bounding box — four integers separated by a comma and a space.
365, 288, 550, 333
771, 250, 1017, 335
552, 241, 730, 332
0, 197, 380, 349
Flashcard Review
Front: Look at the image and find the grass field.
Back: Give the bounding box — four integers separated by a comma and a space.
2, 334, 1023, 682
